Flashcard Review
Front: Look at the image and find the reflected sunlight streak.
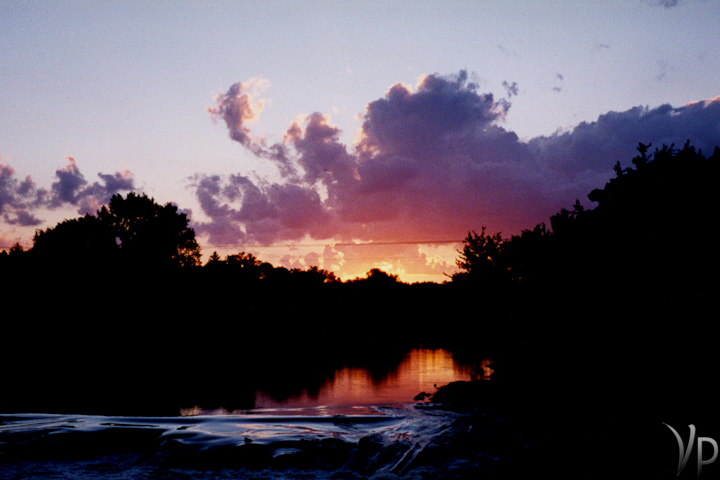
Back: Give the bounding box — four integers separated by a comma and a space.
253, 349, 477, 411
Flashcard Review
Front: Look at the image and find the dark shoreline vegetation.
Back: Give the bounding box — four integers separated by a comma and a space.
1, 142, 718, 424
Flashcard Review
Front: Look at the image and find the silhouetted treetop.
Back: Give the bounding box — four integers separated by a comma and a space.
32, 214, 117, 265
452, 227, 511, 287
0, 242, 28, 274
348, 268, 403, 285
453, 141, 719, 296
200, 250, 339, 287
32, 192, 201, 270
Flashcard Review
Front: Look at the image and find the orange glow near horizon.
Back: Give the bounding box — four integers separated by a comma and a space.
253, 349, 484, 410
198, 240, 463, 284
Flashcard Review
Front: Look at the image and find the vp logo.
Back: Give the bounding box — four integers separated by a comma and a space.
664, 423, 719, 477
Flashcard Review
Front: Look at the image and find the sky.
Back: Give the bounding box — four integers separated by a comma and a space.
2, 0, 719, 282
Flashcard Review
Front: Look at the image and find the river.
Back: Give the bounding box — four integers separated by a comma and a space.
0, 346, 685, 478
183, 348, 485, 415
1, 349, 525, 479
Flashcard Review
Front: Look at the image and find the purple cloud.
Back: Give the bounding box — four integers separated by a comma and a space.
207, 80, 265, 150
208, 78, 302, 179
502, 81, 519, 97
529, 98, 720, 178
49, 156, 87, 208
647, 0, 680, 7
196, 72, 720, 258
49, 156, 136, 215
0, 156, 136, 227
0, 159, 45, 226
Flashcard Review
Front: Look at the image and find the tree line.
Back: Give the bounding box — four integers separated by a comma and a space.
452, 141, 719, 301
2, 141, 717, 415
2, 141, 718, 295
0, 192, 408, 289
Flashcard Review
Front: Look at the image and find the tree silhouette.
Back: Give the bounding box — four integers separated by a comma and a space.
293, 265, 339, 284
97, 192, 200, 268
581, 141, 720, 294
206, 251, 222, 265
32, 192, 201, 271
348, 268, 402, 285
502, 222, 552, 285
0, 242, 28, 277
452, 227, 511, 288
31, 214, 117, 269
452, 141, 719, 298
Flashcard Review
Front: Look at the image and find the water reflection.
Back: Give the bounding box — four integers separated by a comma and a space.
253, 349, 483, 411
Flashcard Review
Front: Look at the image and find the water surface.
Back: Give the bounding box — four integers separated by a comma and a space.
254, 348, 481, 413
181, 348, 486, 416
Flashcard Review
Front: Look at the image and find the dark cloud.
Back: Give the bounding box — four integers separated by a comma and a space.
4, 209, 43, 227
0, 155, 135, 227
288, 112, 357, 186
49, 156, 87, 208
197, 72, 720, 258
49, 156, 136, 215
502, 81, 519, 97
357, 71, 509, 162
207, 81, 264, 151
208, 78, 298, 177
0, 159, 45, 226
0, 161, 21, 212
197, 71, 530, 244
76, 171, 136, 215
192, 171, 331, 246
529, 98, 720, 180
648, 0, 680, 7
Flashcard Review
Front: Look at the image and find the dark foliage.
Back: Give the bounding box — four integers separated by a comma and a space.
2, 142, 718, 418
452, 227, 509, 288
454, 141, 719, 299
346, 267, 403, 285
31, 192, 201, 271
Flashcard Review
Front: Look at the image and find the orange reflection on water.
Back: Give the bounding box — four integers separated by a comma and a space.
254, 348, 478, 410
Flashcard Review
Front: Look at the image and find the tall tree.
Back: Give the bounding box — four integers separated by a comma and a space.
97, 192, 200, 269
452, 227, 510, 287
32, 192, 201, 270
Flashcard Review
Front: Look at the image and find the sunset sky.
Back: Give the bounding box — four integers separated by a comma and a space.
2, 0, 719, 282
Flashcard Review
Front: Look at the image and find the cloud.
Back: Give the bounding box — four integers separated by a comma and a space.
49, 156, 135, 214
196, 72, 720, 267
529, 97, 720, 180
647, 0, 680, 7
49, 156, 87, 208
0, 155, 135, 227
207, 77, 268, 150
0, 159, 45, 226
76, 171, 135, 214
191, 172, 331, 246
208, 77, 300, 179
4, 209, 43, 227
197, 71, 523, 249
495, 43, 518, 58
502, 81, 519, 97
655, 60, 677, 81
593, 43, 611, 52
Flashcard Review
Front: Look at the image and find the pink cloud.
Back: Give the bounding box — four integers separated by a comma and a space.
195, 72, 720, 279
0, 155, 136, 227
197, 72, 720, 249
